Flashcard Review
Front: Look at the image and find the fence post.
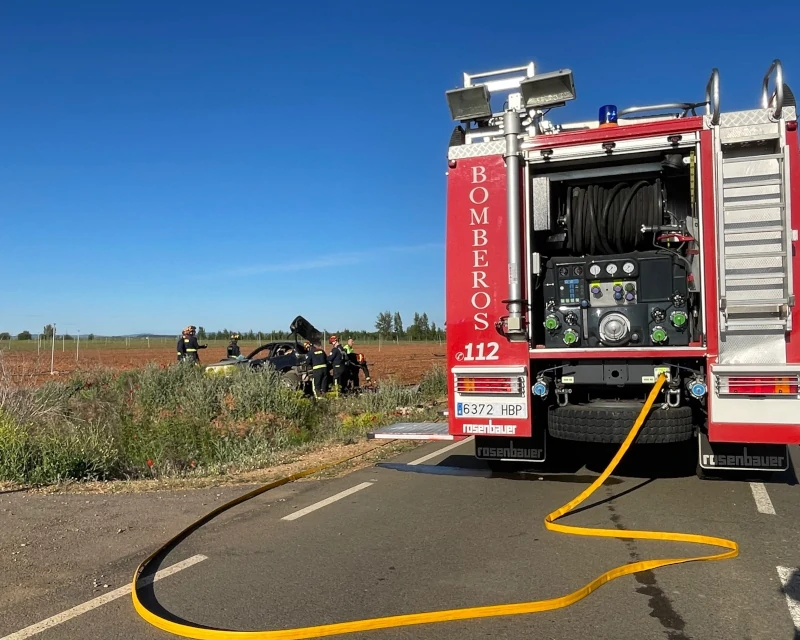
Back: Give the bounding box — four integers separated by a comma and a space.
51, 325, 56, 374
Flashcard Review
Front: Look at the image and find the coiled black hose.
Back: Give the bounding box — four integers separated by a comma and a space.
563, 179, 663, 254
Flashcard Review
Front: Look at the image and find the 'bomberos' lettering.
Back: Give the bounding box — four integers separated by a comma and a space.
470, 166, 490, 330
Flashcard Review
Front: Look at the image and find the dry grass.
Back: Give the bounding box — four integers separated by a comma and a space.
0, 362, 446, 489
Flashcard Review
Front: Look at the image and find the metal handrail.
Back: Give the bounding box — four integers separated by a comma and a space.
463, 62, 535, 88
618, 103, 701, 118
705, 68, 720, 125
761, 59, 784, 119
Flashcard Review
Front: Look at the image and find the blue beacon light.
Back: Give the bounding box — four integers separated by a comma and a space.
599, 104, 618, 127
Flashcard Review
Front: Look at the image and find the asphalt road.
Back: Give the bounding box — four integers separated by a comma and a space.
2, 438, 800, 640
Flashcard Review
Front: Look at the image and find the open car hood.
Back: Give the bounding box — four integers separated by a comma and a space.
290, 315, 322, 345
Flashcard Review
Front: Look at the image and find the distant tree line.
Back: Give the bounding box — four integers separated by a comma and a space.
196, 314, 444, 342
2, 315, 445, 343
373, 311, 443, 341
1, 325, 97, 341
194, 328, 297, 341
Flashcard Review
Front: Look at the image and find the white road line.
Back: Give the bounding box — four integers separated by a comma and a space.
407, 436, 473, 466
0, 554, 207, 640
777, 566, 800, 631
749, 482, 776, 515
281, 482, 374, 521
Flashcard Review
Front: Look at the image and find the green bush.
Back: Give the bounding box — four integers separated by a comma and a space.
419, 364, 447, 400
0, 411, 118, 484
0, 363, 446, 486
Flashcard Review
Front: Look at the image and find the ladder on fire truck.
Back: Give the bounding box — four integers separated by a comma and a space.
713, 60, 796, 363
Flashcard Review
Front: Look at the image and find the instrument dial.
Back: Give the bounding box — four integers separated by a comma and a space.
589, 264, 601, 276
558, 266, 569, 277
623, 261, 635, 274
605, 263, 618, 275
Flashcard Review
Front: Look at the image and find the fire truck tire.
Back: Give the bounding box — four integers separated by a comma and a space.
548, 401, 693, 444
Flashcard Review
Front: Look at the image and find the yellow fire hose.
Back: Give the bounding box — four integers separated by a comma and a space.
131, 374, 739, 638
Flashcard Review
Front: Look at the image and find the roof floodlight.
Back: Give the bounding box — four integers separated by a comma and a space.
519, 69, 576, 110
446, 85, 493, 122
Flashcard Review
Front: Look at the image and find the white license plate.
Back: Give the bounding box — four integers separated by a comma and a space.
456, 401, 527, 418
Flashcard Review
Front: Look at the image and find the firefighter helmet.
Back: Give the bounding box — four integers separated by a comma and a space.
230, 333, 241, 341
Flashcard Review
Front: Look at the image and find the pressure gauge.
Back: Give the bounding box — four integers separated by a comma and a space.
623, 261, 635, 274
605, 263, 618, 275
589, 264, 601, 276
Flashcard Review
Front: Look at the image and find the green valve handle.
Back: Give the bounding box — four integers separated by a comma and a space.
651, 326, 667, 343
544, 315, 560, 331
563, 329, 578, 345
671, 311, 687, 327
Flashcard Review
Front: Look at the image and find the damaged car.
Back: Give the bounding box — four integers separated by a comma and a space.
204, 315, 324, 393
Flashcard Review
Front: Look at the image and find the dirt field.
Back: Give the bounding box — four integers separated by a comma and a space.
1, 342, 446, 385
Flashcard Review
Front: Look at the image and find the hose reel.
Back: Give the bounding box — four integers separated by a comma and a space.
560, 179, 664, 255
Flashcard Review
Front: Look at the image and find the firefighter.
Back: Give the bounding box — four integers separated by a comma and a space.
227, 333, 241, 358
176, 328, 188, 362
354, 352, 371, 386
343, 338, 356, 389
305, 340, 329, 397
327, 334, 349, 395
180, 326, 207, 364
343, 339, 370, 391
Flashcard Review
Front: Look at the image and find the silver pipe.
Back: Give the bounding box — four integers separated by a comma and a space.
705, 68, 720, 125
504, 109, 524, 334
761, 59, 784, 118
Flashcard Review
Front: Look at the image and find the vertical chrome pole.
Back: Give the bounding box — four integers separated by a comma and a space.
504, 109, 525, 337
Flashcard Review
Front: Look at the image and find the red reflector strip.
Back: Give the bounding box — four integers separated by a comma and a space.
455, 376, 523, 394
718, 376, 799, 396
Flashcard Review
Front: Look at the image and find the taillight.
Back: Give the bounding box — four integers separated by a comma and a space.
718, 376, 799, 396
455, 376, 523, 395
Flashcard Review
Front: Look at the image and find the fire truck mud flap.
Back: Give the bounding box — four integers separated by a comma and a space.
474, 432, 546, 463
698, 431, 790, 472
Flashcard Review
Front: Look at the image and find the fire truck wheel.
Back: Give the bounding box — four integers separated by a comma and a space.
548, 401, 694, 444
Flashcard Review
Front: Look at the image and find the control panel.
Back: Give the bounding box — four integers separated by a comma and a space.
541, 251, 690, 348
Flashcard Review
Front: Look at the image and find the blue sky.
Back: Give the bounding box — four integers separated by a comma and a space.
1, 1, 798, 336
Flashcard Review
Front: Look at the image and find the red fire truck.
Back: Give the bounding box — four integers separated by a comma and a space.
372, 59, 798, 477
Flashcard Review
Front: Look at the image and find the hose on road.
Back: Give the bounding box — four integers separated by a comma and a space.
131, 374, 739, 639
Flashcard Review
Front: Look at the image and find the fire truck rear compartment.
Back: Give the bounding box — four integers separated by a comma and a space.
527, 151, 706, 442
530, 151, 701, 352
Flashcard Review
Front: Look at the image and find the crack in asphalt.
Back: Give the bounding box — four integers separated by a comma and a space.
604, 485, 692, 640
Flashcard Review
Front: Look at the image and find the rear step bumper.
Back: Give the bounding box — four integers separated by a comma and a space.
367, 422, 465, 441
